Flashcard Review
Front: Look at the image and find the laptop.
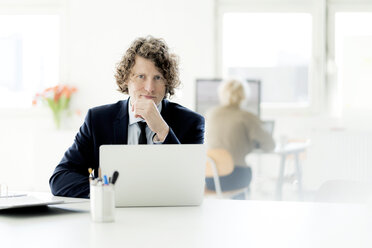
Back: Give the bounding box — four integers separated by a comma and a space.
262, 120, 275, 135
254, 120, 275, 149
0, 193, 84, 210
99, 144, 206, 207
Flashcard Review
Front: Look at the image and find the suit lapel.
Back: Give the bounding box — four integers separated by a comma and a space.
113, 99, 129, 144
161, 99, 169, 123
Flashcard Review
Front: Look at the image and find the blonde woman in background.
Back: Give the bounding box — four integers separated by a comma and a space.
205, 79, 275, 194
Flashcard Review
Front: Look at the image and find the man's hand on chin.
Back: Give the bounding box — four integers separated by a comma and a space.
132, 98, 169, 142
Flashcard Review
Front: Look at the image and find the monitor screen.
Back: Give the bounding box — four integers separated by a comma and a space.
195, 79, 261, 117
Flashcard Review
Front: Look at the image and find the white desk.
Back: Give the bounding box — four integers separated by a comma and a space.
273, 140, 310, 200
0, 193, 371, 248
254, 140, 310, 200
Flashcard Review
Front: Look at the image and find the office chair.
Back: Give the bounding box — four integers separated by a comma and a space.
205, 149, 250, 199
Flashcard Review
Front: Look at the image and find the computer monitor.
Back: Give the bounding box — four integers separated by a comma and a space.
195, 78, 261, 117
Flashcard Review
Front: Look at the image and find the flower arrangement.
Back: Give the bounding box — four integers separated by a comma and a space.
33, 85, 77, 129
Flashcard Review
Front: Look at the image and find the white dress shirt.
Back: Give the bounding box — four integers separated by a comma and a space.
127, 99, 163, 145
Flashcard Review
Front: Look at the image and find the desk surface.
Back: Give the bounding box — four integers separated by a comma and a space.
275, 140, 310, 154
0, 193, 371, 248
253, 140, 310, 155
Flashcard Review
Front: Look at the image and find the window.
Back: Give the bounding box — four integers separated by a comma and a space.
218, 1, 372, 115
334, 12, 372, 113
0, 15, 60, 108
222, 12, 313, 107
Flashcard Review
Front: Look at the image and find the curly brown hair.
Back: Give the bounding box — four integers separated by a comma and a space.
115, 36, 180, 98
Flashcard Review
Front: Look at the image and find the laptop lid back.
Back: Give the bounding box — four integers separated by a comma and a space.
100, 144, 206, 207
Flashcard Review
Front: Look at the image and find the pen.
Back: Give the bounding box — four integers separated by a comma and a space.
111, 171, 119, 185
103, 175, 109, 185
88, 168, 93, 182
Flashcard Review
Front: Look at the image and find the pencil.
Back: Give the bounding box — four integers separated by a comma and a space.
88, 168, 93, 182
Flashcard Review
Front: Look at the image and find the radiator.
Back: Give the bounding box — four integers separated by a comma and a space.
306, 130, 372, 186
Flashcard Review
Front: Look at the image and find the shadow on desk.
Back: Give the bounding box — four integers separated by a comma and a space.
0, 205, 86, 218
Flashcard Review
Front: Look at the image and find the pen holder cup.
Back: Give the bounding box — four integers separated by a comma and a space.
90, 184, 115, 222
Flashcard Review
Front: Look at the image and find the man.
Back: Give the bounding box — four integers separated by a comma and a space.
49, 36, 205, 198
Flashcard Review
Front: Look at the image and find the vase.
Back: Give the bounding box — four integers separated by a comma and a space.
52, 111, 62, 129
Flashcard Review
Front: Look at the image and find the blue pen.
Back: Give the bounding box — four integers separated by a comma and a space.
103, 175, 109, 185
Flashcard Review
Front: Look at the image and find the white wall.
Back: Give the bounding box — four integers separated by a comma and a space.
0, 0, 215, 191
1, 0, 372, 198
64, 0, 215, 111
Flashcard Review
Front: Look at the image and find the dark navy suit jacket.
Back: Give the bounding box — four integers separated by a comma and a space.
49, 99, 205, 198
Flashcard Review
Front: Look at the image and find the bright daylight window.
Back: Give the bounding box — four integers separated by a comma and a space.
334, 12, 372, 112
0, 15, 60, 108
222, 13, 312, 106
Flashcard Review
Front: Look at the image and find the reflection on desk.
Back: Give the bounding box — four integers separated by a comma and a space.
1, 193, 371, 248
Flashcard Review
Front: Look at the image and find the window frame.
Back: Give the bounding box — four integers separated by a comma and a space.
216, 0, 326, 116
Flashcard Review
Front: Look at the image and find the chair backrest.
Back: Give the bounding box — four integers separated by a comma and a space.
205, 149, 234, 177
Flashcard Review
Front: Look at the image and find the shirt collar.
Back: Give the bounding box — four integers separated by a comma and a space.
128, 98, 162, 125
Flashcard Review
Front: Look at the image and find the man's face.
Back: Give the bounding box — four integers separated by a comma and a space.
126, 56, 166, 106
